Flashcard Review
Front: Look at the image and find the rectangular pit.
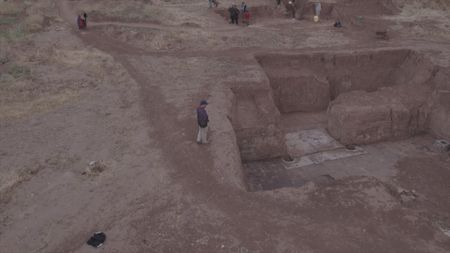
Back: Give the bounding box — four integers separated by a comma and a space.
256, 49, 437, 144
232, 48, 448, 191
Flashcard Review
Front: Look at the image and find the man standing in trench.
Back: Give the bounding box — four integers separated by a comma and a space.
196, 100, 209, 144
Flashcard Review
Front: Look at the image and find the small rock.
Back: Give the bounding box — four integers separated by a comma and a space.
398, 189, 417, 203
439, 226, 450, 237
432, 139, 450, 153
0, 56, 9, 65
400, 193, 415, 203
82, 161, 107, 176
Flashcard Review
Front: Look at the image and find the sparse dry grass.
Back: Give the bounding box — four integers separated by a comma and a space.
0, 1, 24, 16
0, 0, 53, 40
7, 64, 31, 79
394, 0, 450, 11
75, 0, 174, 23
23, 14, 44, 32
0, 90, 80, 120
0, 24, 26, 41
0, 46, 116, 120
0, 16, 17, 25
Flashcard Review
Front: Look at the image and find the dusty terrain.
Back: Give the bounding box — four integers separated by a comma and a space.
1, 0, 450, 252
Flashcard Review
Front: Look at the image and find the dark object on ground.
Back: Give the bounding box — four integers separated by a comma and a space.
345, 144, 356, 150
282, 155, 294, 162
432, 139, 450, 153
334, 20, 342, 27
87, 232, 106, 248
376, 30, 388, 40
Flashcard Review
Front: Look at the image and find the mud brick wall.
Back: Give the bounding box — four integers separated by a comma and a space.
328, 87, 431, 145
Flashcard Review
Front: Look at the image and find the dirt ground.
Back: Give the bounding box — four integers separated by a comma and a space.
1, 0, 450, 252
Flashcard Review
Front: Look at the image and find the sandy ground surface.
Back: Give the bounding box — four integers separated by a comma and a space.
1, 0, 450, 252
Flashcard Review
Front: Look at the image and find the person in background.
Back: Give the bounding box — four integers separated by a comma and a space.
77, 13, 86, 29
240, 1, 247, 13
77, 15, 82, 29
243, 9, 251, 26
288, 0, 296, 19
240, 2, 248, 22
315, 2, 322, 18
228, 4, 240, 25
83, 12, 88, 28
196, 100, 209, 144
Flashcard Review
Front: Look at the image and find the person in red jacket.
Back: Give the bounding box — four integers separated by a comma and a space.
77, 12, 87, 29
77, 15, 84, 29
243, 9, 251, 26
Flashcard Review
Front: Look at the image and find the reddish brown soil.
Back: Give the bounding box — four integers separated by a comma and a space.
1, 0, 450, 253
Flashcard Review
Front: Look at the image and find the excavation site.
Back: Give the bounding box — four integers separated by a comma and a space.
231, 48, 449, 191
1, 0, 450, 252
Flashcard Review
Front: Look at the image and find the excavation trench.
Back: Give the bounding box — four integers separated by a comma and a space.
214, 5, 283, 24
229, 48, 447, 191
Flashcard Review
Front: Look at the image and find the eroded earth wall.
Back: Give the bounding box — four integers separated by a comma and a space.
429, 68, 450, 140
257, 49, 446, 145
230, 85, 287, 162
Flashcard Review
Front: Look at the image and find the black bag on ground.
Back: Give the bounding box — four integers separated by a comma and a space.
87, 232, 106, 248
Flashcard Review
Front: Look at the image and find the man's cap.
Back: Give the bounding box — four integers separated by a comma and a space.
200, 100, 208, 105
